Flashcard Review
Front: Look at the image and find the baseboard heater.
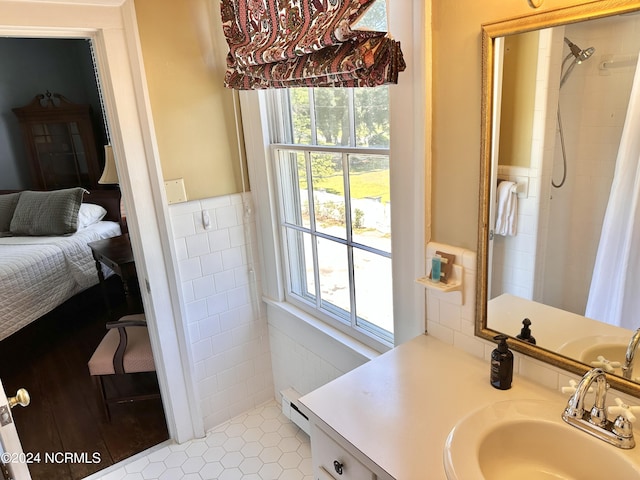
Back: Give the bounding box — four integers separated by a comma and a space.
280, 388, 310, 435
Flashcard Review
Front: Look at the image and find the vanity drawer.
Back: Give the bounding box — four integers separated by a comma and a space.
313, 426, 376, 480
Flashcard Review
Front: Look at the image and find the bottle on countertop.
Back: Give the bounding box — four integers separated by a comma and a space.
516, 318, 536, 345
490, 334, 513, 390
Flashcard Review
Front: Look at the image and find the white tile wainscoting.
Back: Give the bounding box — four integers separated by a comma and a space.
426, 241, 576, 390
169, 192, 379, 433
424, 241, 640, 407
169, 191, 625, 436
169, 194, 273, 431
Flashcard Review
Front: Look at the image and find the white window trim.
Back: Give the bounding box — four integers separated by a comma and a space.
272, 143, 394, 350
239, 1, 426, 351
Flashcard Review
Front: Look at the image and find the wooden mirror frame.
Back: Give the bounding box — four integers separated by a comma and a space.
476, 0, 640, 397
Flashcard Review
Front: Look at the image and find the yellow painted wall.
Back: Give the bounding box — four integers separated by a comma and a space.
134, 0, 245, 201
499, 31, 539, 168
133, 0, 601, 241
431, 0, 589, 249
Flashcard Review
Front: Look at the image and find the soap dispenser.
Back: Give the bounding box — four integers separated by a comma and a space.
490, 335, 513, 390
516, 318, 536, 345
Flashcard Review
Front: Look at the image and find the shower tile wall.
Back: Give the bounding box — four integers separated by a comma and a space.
169, 193, 274, 431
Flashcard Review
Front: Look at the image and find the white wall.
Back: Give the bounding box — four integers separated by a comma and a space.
169, 192, 377, 430
268, 304, 372, 397
169, 193, 274, 430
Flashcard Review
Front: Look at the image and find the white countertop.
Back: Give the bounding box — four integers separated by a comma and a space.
299, 334, 568, 479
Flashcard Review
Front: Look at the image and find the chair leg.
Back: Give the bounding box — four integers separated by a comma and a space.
93, 375, 111, 421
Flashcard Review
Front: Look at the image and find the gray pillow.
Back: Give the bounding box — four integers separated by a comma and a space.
10, 188, 86, 236
0, 192, 21, 232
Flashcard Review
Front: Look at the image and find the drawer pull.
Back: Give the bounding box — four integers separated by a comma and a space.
333, 460, 343, 475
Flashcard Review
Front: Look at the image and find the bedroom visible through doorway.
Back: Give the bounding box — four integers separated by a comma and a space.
0, 36, 169, 479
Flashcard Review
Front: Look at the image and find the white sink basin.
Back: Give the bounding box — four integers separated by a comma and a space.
558, 336, 632, 377
444, 399, 640, 479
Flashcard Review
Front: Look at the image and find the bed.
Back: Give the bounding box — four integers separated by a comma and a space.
0, 188, 123, 341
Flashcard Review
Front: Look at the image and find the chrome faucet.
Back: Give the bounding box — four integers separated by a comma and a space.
562, 367, 635, 449
623, 328, 640, 380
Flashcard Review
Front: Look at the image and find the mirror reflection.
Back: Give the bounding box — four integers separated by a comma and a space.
487, 11, 640, 382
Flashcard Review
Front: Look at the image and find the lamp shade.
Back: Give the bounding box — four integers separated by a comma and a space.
99, 145, 119, 184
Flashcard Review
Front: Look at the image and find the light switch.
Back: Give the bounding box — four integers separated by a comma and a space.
164, 178, 188, 204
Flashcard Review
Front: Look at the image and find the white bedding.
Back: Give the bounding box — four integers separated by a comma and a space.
0, 221, 121, 341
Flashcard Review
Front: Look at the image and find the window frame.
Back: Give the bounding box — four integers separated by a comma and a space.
238, 0, 426, 354
271, 140, 394, 348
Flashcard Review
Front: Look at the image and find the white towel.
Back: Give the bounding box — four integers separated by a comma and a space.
495, 181, 517, 236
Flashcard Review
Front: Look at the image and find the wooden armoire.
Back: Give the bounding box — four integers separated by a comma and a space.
12, 92, 102, 190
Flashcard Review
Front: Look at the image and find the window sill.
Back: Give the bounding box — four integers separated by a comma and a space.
262, 297, 385, 361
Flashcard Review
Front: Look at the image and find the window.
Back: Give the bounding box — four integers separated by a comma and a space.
268, 87, 393, 346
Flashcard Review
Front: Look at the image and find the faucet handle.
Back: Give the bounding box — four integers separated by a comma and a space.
608, 398, 640, 423
590, 355, 622, 373
609, 398, 640, 443
562, 379, 594, 395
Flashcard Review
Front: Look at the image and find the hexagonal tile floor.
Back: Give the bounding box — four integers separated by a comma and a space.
88, 400, 312, 480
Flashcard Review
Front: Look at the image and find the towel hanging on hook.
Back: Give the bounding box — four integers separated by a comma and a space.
495, 181, 518, 236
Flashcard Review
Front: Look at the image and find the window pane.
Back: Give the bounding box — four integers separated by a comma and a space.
289, 88, 312, 144
278, 150, 310, 228
348, 154, 391, 252
353, 248, 393, 335
285, 228, 315, 302
314, 89, 350, 146
317, 237, 350, 321
269, 83, 393, 346
355, 87, 389, 148
352, 0, 387, 32
311, 152, 346, 239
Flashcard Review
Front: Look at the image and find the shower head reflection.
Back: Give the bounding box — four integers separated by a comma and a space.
564, 37, 596, 64
560, 39, 596, 88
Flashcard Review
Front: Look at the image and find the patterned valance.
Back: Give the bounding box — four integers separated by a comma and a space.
220, 0, 405, 89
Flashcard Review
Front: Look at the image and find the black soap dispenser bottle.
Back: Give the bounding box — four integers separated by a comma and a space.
516, 318, 536, 345
490, 335, 513, 390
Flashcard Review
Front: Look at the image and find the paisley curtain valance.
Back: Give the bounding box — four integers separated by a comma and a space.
220, 0, 405, 89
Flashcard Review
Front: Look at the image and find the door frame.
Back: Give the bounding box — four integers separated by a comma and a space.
0, 0, 203, 443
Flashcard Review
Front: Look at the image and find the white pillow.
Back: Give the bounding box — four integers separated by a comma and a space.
78, 203, 107, 229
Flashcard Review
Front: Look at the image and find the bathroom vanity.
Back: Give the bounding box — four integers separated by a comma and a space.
299, 334, 580, 479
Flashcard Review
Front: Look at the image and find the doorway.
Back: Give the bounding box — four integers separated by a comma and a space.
0, 0, 203, 473
0, 36, 172, 478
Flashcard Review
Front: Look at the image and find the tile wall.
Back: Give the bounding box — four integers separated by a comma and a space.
266, 303, 372, 398
169, 193, 274, 431
425, 241, 638, 405
168, 191, 639, 434
426, 240, 579, 391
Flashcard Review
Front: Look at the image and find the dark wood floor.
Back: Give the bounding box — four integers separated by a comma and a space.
0, 278, 169, 480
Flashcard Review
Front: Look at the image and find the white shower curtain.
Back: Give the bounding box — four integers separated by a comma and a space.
586, 52, 640, 329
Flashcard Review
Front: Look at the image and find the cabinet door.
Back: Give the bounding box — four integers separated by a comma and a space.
30, 121, 91, 189
13, 93, 101, 190
311, 425, 376, 480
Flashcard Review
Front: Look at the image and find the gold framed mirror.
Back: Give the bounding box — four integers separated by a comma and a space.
477, 0, 640, 397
